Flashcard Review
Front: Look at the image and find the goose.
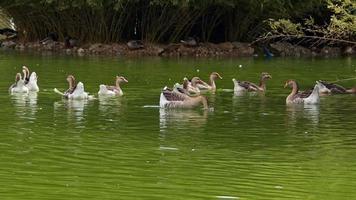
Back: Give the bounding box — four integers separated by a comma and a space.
172, 78, 191, 95
22, 66, 39, 92
317, 80, 356, 94
127, 40, 144, 50
232, 72, 272, 92
98, 75, 128, 96
160, 87, 208, 109
180, 37, 198, 47
284, 80, 320, 104
9, 73, 29, 94
54, 75, 89, 100
196, 72, 222, 92
186, 77, 202, 95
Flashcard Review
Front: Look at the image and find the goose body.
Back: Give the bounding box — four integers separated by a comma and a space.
318, 80, 356, 94
9, 73, 29, 94
22, 66, 39, 92
285, 80, 320, 104
67, 82, 88, 100
98, 76, 128, 96
54, 75, 89, 100
197, 72, 222, 93
159, 87, 208, 109
233, 72, 272, 92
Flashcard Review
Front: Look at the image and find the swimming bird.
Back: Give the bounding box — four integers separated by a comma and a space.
98, 75, 128, 96
159, 87, 208, 109
284, 80, 320, 104
22, 66, 39, 92
196, 72, 222, 93
9, 73, 29, 94
232, 72, 272, 92
186, 77, 203, 95
54, 75, 89, 99
317, 80, 356, 94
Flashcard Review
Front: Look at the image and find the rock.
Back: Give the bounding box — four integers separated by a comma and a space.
1, 40, 16, 49
343, 46, 354, 55
270, 42, 311, 57
320, 46, 341, 57
232, 42, 254, 56
77, 48, 85, 54
218, 42, 234, 51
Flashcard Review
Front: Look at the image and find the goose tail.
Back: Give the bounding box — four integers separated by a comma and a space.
54, 88, 64, 96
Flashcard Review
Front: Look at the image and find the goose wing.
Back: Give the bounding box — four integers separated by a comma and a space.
320, 81, 347, 93
162, 89, 188, 101
238, 81, 259, 91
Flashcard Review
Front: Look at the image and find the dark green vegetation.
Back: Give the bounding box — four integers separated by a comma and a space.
0, 0, 354, 44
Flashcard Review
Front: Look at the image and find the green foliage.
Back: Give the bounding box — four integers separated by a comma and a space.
0, 0, 347, 43
267, 0, 355, 42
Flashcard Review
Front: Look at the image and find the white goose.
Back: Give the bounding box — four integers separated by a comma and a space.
9, 73, 29, 94
159, 86, 208, 109
54, 75, 89, 100
284, 80, 320, 104
22, 66, 39, 92
98, 75, 128, 96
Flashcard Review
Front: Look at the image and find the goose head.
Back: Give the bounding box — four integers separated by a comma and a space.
116, 75, 128, 84
210, 72, 222, 80
261, 72, 272, 80
183, 77, 189, 89
284, 79, 296, 88
191, 77, 201, 85
22, 66, 30, 79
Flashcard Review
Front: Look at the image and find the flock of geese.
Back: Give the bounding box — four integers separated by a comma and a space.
9, 66, 356, 109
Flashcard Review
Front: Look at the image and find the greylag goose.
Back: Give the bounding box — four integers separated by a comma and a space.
233, 72, 272, 92
160, 87, 208, 109
98, 75, 128, 96
180, 37, 198, 47
284, 80, 320, 104
54, 75, 89, 99
197, 72, 222, 92
9, 73, 29, 93
22, 66, 39, 92
317, 80, 356, 94
186, 77, 202, 95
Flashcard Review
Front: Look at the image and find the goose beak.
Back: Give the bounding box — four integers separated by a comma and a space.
284, 82, 288, 88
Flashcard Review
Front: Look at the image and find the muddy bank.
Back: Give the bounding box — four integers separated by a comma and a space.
1, 40, 355, 57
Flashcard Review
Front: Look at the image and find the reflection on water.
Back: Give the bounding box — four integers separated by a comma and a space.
159, 108, 208, 131
11, 92, 38, 121
286, 104, 320, 128
54, 99, 89, 123
98, 95, 124, 114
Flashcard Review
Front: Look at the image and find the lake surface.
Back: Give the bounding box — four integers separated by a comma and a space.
0, 52, 356, 199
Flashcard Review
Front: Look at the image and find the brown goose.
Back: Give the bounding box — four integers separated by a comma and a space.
159, 87, 208, 109
98, 75, 128, 96
284, 80, 320, 104
197, 72, 222, 92
186, 77, 202, 95
232, 72, 272, 92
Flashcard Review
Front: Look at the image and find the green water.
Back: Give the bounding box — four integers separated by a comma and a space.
0, 52, 356, 200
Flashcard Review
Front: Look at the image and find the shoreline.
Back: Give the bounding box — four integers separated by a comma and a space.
1, 40, 355, 58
